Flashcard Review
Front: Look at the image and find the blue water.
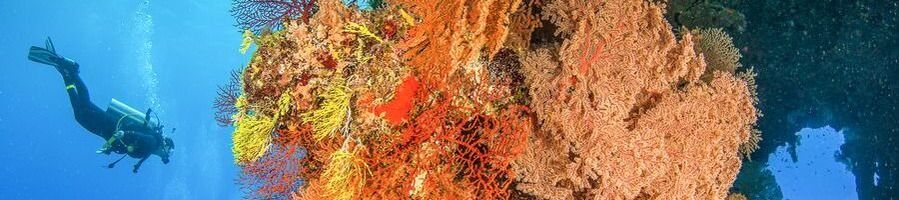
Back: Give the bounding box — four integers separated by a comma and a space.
0, 1, 244, 199
767, 127, 857, 199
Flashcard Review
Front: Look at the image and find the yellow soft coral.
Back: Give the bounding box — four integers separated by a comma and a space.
398, 8, 415, 27
240, 29, 254, 54
353, 38, 374, 63
231, 92, 292, 164
344, 22, 383, 43
303, 79, 352, 141
321, 147, 368, 200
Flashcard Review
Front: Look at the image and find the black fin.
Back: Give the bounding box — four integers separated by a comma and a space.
45, 37, 56, 53
28, 46, 58, 66
28, 37, 62, 66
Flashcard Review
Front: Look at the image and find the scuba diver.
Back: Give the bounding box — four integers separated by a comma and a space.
27, 37, 174, 173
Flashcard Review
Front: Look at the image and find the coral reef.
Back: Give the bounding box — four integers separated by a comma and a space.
219, 0, 760, 199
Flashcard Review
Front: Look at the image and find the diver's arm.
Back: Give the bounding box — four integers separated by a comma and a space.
133, 156, 148, 173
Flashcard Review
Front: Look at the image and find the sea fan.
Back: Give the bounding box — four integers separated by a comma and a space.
696, 28, 742, 77
214, 69, 242, 127
231, 0, 318, 34
239, 142, 305, 199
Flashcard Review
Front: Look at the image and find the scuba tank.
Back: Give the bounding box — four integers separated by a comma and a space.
105, 98, 160, 132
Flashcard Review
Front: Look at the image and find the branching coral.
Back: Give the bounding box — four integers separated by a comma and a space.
393, 0, 522, 88
450, 107, 531, 199
214, 69, 242, 127
504, 0, 543, 51
541, 0, 599, 37
239, 141, 305, 199
513, 0, 759, 199
696, 27, 742, 79
231, 0, 318, 34
740, 129, 763, 160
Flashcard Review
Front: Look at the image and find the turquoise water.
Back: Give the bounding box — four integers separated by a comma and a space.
0, 0, 896, 199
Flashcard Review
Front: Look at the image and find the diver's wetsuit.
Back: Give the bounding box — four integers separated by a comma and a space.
58, 67, 116, 139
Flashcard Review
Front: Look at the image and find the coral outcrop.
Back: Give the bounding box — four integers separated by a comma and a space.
219, 0, 760, 199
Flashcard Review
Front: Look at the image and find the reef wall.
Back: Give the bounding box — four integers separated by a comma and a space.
218, 0, 760, 199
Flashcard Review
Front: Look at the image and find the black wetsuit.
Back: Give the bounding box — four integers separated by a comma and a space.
57, 62, 161, 167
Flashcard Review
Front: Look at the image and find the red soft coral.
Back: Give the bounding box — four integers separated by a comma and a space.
372, 75, 419, 126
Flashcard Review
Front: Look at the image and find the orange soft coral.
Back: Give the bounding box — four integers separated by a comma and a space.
393, 0, 522, 89
372, 74, 419, 126
513, 0, 758, 199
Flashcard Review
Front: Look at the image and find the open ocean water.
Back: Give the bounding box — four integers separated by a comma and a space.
0, 0, 896, 199
0, 0, 244, 199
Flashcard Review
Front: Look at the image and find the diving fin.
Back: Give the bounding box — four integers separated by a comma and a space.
45, 37, 55, 53
28, 37, 61, 66
27, 37, 79, 74
28, 46, 59, 66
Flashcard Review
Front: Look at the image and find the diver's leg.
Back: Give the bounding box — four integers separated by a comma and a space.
58, 71, 116, 139
69, 72, 90, 102
56, 63, 90, 104
58, 72, 85, 114
59, 72, 95, 111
